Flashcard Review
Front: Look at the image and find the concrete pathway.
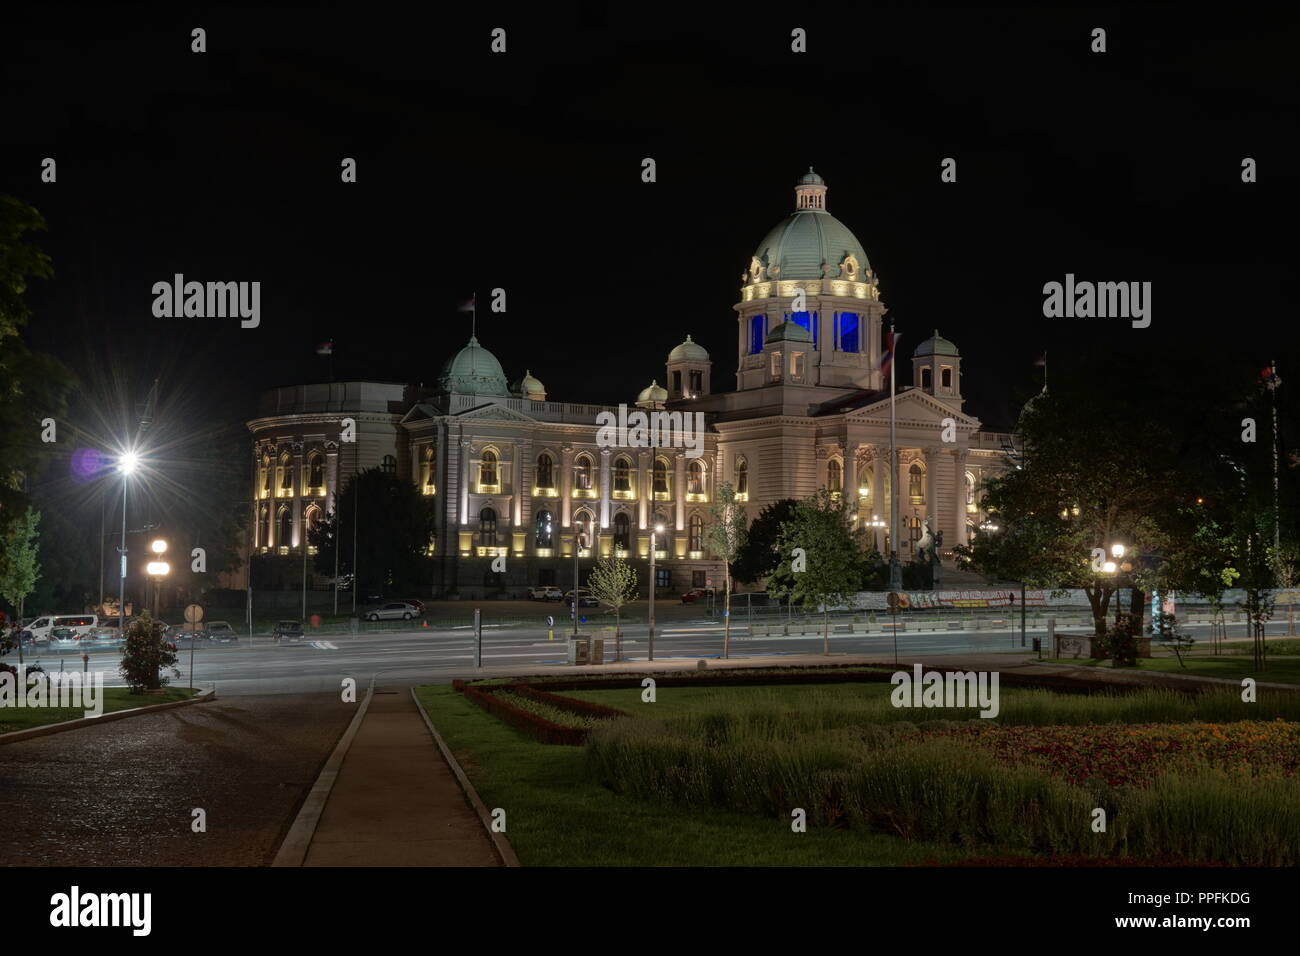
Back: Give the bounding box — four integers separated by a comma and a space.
302, 688, 500, 866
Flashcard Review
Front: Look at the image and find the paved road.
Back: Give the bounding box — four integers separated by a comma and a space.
20, 614, 1291, 696
0, 694, 355, 866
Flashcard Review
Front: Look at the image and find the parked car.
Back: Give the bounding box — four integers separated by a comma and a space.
395, 598, 425, 613
362, 602, 420, 622
203, 621, 239, 643
22, 614, 99, 643
681, 587, 717, 604
529, 586, 564, 601
49, 626, 80, 646
274, 620, 305, 643
168, 626, 209, 648
564, 589, 599, 608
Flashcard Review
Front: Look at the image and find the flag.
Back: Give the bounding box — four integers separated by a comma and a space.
1033, 353, 1047, 367
881, 330, 900, 381
1261, 364, 1281, 389
457, 295, 475, 313
315, 340, 333, 356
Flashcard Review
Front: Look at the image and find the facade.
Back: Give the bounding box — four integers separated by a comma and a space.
246, 170, 1011, 598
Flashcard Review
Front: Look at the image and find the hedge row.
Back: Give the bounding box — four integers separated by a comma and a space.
459, 683, 590, 746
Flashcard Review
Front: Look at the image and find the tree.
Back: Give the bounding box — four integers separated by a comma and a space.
766, 489, 868, 655
118, 611, 179, 692
0, 506, 40, 668
704, 481, 748, 658
955, 348, 1247, 642
733, 498, 798, 584
587, 555, 638, 662
0, 196, 74, 538
309, 468, 436, 596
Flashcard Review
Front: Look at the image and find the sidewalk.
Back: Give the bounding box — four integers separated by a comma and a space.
301, 688, 501, 866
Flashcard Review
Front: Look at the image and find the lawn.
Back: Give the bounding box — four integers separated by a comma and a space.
1078, 650, 1300, 685
0, 686, 197, 734
414, 684, 974, 866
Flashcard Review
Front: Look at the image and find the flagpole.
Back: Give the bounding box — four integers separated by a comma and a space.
1273, 358, 1281, 556
888, 318, 902, 590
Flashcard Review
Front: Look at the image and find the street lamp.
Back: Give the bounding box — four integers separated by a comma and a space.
148, 539, 168, 616
649, 523, 664, 661
117, 451, 140, 638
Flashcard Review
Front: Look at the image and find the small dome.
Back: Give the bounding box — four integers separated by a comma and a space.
913, 329, 960, 358
765, 320, 812, 346
668, 334, 710, 363
636, 379, 669, 407
513, 369, 546, 400
437, 335, 510, 396
798, 166, 824, 185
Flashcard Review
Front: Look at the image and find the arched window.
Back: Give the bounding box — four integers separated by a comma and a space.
827, 459, 842, 493
304, 505, 322, 532
277, 506, 293, 546
479, 449, 498, 487
966, 471, 976, 509
536, 452, 555, 488
308, 452, 324, 490
909, 463, 925, 505
261, 456, 272, 497
279, 453, 293, 494
613, 512, 631, 550
653, 457, 670, 496
858, 464, 872, 500
534, 509, 553, 548
381, 454, 397, 475
688, 514, 704, 552
687, 460, 704, 495
258, 506, 270, 547
613, 456, 631, 492
735, 457, 748, 497
479, 507, 498, 547
574, 454, 593, 491
909, 515, 922, 545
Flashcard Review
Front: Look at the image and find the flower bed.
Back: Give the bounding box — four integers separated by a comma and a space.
932, 719, 1300, 788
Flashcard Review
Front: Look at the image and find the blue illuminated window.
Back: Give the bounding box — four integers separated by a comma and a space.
838, 312, 860, 353
749, 315, 765, 354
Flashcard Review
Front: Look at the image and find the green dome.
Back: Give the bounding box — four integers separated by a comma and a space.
752, 172, 872, 281
438, 335, 510, 396
668, 334, 709, 363
765, 320, 812, 346
798, 166, 824, 185
512, 369, 546, 400
636, 380, 668, 407
913, 329, 960, 358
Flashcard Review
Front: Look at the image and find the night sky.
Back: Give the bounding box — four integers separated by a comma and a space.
4, 4, 1298, 434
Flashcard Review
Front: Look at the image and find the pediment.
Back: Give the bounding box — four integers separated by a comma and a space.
845, 388, 981, 428
452, 401, 540, 424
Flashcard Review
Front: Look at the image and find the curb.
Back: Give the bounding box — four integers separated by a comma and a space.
0, 686, 217, 745
410, 687, 521, 867
271, 677, 375, 867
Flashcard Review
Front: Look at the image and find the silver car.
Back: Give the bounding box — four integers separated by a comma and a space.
363, 602, 420, 622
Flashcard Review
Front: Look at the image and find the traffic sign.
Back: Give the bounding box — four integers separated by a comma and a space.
546, 615, 554, 628
184, 603, 204, 624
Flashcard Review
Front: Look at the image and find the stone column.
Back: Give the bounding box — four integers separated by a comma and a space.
675, 452, 686, 531
924, 446, 940, 535
599, 448, 611, 529
637, 450, 650, 529
292, 443, 304, 548
459, 438, 471, 527
953, 448, 970, 547
512, 443, 523, 527
561, 444, 574, 526
325, 442, 339, 515
251, 445, 261, 550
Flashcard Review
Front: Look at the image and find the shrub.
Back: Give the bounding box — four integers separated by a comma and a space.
119, 612, 179, 693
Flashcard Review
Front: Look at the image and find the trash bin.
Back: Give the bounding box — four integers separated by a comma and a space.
591, 638, 605, 665
1032, 637, 1041, 653
569, 639, 589, 665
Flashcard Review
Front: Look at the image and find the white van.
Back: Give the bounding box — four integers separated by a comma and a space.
25, 614, 99, 643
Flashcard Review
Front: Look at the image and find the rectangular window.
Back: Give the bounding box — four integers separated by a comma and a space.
791, 352, 804, 379
672, 370, 682, 393
941, 366, 953, 388
749, 315, 765, 354
692, 570, 706, 587
839, 312, 860, 353
770, 351, 782, 380
655, 568, 671, 589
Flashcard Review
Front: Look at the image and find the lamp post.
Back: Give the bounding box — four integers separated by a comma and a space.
149, 539, 168, 616
572, 522, 587, 641
117, 452, 139, 638
146, 549, 169, 690
1106, 543, 1127, 626
648, 523, 664, 661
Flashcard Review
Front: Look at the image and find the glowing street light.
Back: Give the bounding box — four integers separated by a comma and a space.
151, 539, 168, 555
